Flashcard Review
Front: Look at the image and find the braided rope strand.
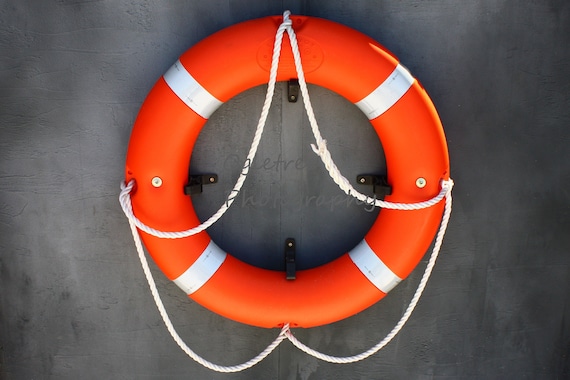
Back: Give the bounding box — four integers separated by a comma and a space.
119, 12, 295, 372
285, 185, 453, 362
119, 10, 452, 240
119, 15, 291, 239
282, 19, 451, 209
127, 210, 289, 372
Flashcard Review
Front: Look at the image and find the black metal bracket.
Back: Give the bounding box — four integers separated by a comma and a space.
288, 79, 299, 102
285, 238, 296, 280
184, 174, 218, 195
356, 175, 392, 198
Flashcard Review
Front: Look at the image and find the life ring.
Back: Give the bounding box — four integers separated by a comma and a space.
125, 15, 450, 328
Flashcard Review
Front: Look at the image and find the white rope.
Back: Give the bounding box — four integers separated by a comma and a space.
282, 11, 448, 210
285, 182, 453, 363
126, 212, 289, 372
118, 10, 453, 241
117, 11, 293, 372
124, 180, 452, 370
119, 13, 293, 240
120, 10, 455, 371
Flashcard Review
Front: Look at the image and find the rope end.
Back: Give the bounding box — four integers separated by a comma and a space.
310, 139, 327, 157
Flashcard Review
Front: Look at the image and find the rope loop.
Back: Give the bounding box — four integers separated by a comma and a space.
120, 10, 454, 372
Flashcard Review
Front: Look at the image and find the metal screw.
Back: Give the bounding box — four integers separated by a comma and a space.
209, 176, 216, 183
289, 95, 296, 101
359, 177, 366, 184
287, 241, 293, 248
151, 176, 163, 187
416, 177, 427, 188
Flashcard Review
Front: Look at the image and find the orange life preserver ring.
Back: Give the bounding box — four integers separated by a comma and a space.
125, 15, 449, 328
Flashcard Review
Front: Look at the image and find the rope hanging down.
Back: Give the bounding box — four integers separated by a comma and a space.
120, 13, 292, 240
120, 11, 454, 372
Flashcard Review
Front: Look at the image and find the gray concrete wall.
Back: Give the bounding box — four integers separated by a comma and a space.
1, 0, 569, 379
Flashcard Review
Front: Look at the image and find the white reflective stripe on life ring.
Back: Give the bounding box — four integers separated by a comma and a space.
348, 239, 402, 293
163, 60, 223, 119
173, 240, 227, 295
354, 64, 415, 120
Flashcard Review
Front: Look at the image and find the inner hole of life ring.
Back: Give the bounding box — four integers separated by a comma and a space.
189, 82, 387, 271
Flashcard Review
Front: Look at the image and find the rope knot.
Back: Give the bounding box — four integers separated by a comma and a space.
281, 11, 293, 27
442, 178, 455, 194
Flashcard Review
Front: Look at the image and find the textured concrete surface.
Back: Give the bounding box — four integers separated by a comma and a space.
1, 0, 569, 379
